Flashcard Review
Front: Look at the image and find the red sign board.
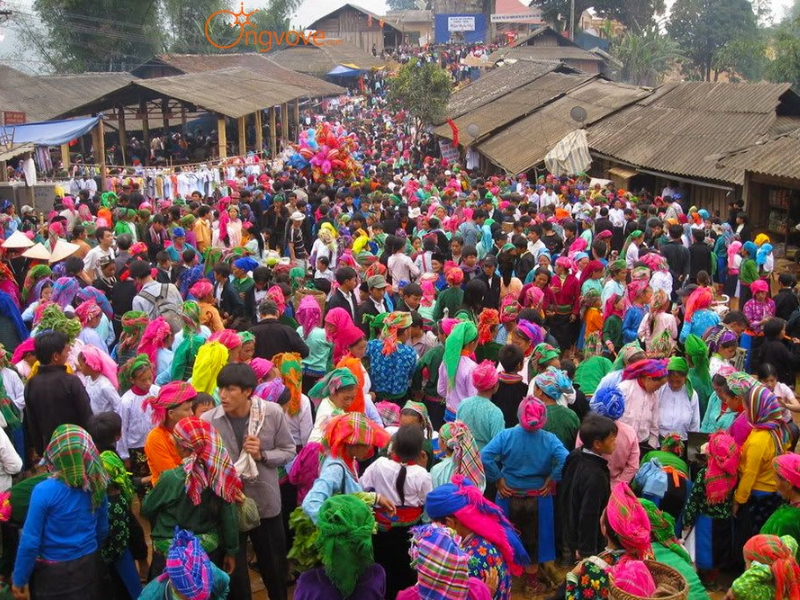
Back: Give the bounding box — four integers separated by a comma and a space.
3, 112, 26, 125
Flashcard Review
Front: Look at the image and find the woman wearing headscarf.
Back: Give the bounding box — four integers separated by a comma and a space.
189, 342, 229, 401
426, 476, 530, 600
141, 416, 242, 581
602, 293, 625, 356
431, 421, 485, 491
743, 279, 775, 337
739, 241, 759, 307
657, 357, 701, 441
294, 494, 385, 600
140, 529, 230, 600
761, 453, 800, 558
733, 373, 792, 537
683, 431, 740, 583
618, 359, 668, 452
728, 534, 800, 600
481, 397, 569, 594
578, 386, 640, 485
475, 308, 501, 363
295, 295, 331, 394
437, 321, 478, 422
307, 368, 360, 444
508, 319, 545, 385
190, 280, 224, 333
324, 307, 356, 365
639, 499, 710, 600
365, 311, 417, 404
170, 301, 207, 382
548, 257, 581, 353
621, 280, 652, 344
534, 367, 580, 451
396, 523, 492, 600
725, 240, 743, 303
565, 482, 654, 599
637, 289, 678, 359
12, 425, 109, 600
432, 267, 465, 321
113, 310, 149, 367
137, 317, 174, 386
143, 382, 197, 486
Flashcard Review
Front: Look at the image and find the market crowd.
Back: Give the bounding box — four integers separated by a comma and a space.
1, 104, 800, 600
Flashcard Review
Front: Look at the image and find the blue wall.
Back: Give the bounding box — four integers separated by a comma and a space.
434, 14, 487, 44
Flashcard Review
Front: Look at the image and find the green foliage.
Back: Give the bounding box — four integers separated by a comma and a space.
668, 0, 759, 81
712, 36, 769, 81
612, 28, 683, 86
766, 17, 800, 89
28, 0, 162, 71
388, 58, 452, 138
287, 505, 321, 574
386, 0, 420, 9
161, 0, 231, 54
538, 0, 664, 32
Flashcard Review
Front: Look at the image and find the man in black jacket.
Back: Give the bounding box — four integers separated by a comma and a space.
250, 299, 309, 361
660, 224, 690, 298
476, 255, 502, 310
688, 229, 713, 284
212, 262, 244, 322
25, 330, 93, 456
325, 266, 359, 322
774, 273, 799, 321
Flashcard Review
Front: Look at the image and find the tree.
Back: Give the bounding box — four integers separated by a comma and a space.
386, 0, 420, 9
29, 0, 162, 72
612, 28, 683, 86
537, 0, 663, 32
668, 0, 758, 81
712, 36, 769, 81
766, 17, 800, 89
388, 59, 452, 143
162, 0, 231, 54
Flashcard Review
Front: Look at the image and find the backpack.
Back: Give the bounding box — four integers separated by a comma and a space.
138, 283, 184, 333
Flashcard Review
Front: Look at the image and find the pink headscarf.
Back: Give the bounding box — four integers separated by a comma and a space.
190, 280, 213, 300
267, 286, 286, 315
249, 358, 274, 381
296, 295, 322, 337
74, 299, 102, 327
11, 338, 35, 365
441, 318, 461, 335
80, 345, 119, 390
569, 237, 588, 253
555, 256, 574, 272
727, 241, 742, 270
609, 560, 656, 597
472, 360, 499, 392
524, 286, 544, 310
325, 308, 356, 363
209, 329, 242, 351
684, 287, 713, 322
606, 482, 653, 559
751, 279, 769, 295
137, 317, 172, 367
627, 280, 649, 304
518, 396, 547, 432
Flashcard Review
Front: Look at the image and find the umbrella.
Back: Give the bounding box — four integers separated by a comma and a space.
21, 243, 51, 260
2, 231, 34, 249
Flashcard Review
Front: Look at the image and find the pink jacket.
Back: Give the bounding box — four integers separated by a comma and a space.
577, 420, 640, 485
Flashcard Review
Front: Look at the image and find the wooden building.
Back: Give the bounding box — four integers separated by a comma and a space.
306, 4, 403, 54
488, 26, 606, 74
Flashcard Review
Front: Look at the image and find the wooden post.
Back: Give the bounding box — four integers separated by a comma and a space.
60, 143, 71, 170
280, 102, 288, 149
292, 100, 300, 141
237, 116, 246, 156
140, 100, 150, 166
95, 118, 106, 192
269, 107, 277, 157
181, 105, 187, 130
117, 106, 127, 166
0, 161, 7, 182
162, 98, 170, 133
217, 115, 227, 159
254, 110, 263, 155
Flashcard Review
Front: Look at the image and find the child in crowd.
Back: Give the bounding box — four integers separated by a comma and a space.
438, 321, 479, 422
492, 344, 528, 428
456, 361, 504, 450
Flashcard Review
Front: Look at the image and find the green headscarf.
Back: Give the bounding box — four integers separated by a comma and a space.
181, 301, 201, 334
37, 304, 81, 342
620, 229, 643, 260
118, 354, 151, 394
362, 312, 390, 340
444, 321, 478, 388
289, 267, 306, 292
44, 424, 109, 510
238, 331, 255, 345
308, 367, 358, 400
667, 355, 694, 399
316, 494, 376, 597
685, 334, 712, 415
639, 498, 692, 565
100, 449, 134, 503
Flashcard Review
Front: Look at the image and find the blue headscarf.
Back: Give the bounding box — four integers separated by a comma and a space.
743, 241, 758, 258
757, 243, 772, 267
533, 366, 573, 400
172, 227, 186, 238
590, 384, 626, 421
0, 291, 28, 342
233, 257, 259, 272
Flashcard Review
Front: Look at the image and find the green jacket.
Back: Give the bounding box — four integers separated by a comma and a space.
433, 287, 464, 321
141, 466, 239, 557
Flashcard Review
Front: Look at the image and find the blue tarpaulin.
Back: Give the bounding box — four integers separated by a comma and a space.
0, 116, 101, 146
327, 65, 365, 77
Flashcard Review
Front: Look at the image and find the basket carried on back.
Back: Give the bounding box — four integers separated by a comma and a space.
609, 561, 688, 600
294, 288, 327, 314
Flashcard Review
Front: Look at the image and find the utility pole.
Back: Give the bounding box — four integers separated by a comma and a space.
569, 0, 575, 40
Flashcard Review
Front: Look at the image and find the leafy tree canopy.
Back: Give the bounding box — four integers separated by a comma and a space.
538, 0, 665, 32
388, 59, 452, 139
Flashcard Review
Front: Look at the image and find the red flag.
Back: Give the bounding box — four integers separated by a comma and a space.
447, 119, 459, 147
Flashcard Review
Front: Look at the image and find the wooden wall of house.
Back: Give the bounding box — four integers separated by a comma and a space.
564, 59, 600, 74
312, 9, 392, 51
528, 31, 559, 47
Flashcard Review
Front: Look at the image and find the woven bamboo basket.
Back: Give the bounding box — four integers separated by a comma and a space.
294, 288, 327, 314
609, 561, 688, 600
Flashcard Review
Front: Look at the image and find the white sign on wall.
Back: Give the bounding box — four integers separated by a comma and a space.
448, 16, 476, 31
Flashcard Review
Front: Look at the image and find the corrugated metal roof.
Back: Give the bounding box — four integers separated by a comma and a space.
385, 9, 432, 21
587, 81, 798, 185
307, 3, 402, 31
433, 72, 593, 143
444, 61, 573, 121
269, 40, 385, 74
490, 46, 604, 64
719, 128, 800, 181
478, 78, 651, 174
0, 66, 135, 122
146, 54, 344, 96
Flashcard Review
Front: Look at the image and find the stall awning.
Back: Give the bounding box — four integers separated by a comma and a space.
608, 166, 639, 181
0, 143, 35, 162
0, 116, 101, 146
327, 65, 367, 76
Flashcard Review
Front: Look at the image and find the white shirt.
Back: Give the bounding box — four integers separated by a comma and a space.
541, 191, 558, 207
117, 385, 159, 459
361, 456, 432, 507
0, 428, 22, 491
1, 368, 24, 413
609, 208, 625, 228
626, 242, 640, 270
388, 253, 421, 285
657, 385, 700, 440
84, 245, 115, 280
286, 394, 313, 448
527, 238, 546, 258
309, 397, 338, 444
85, 375, 121, 415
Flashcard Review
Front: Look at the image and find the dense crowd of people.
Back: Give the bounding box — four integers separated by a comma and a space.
1, 93, 800, 600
